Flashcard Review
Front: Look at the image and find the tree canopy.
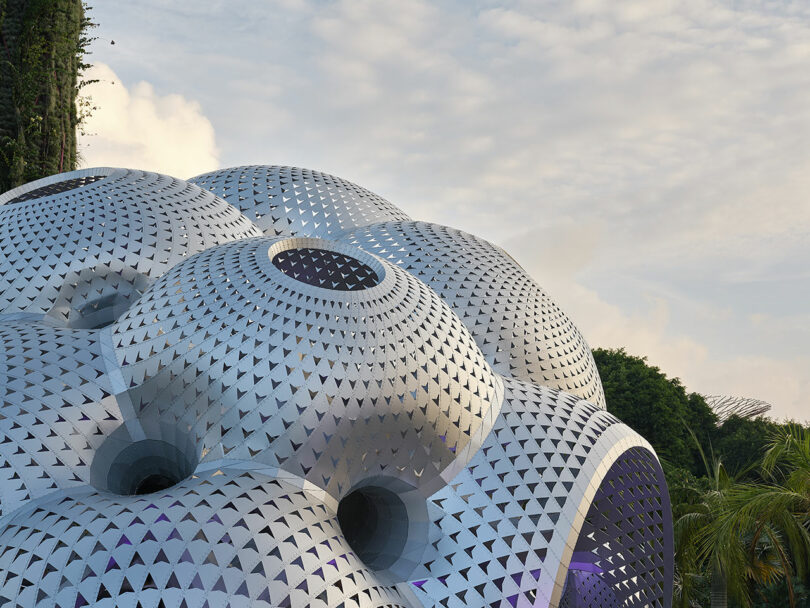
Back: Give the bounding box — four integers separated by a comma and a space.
594, 346, 810, 607
593, 347, 718, 474
0, 0, 95, 191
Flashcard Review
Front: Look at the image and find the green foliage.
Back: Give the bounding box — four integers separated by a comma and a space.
594, 346, 810, 607
0, 0, 96, 192
715, 416, 783, 481
593, 347, 718, 474
753, 577, 810, 607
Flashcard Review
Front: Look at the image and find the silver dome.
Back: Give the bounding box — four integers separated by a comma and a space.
0, 167, 261, 325
342, 221, 605, 407
189, 165, 410, 239
0, 165, 672, 608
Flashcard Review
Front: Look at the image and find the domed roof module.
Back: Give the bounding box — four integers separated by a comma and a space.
342, 221, 605, 407
0, 168, 261, 325
0, 165, 672, 608
111, 236, 502, 497
189, 165, 410, 239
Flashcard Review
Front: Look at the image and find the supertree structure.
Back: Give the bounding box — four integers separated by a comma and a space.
703, 394, 772, 424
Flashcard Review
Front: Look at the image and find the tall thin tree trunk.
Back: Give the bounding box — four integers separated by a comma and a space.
711, 563, 728, 608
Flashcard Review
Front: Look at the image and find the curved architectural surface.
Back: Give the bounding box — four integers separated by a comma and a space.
703, 394, 772, 424
0, 322, 120, 518
342, 221, 605, 407
0, 165, 672, 608
413, 379, 671, 608
189, 165, 410, 239
0, 167, 261, 324
110, 236, 502, 498
0, 462, 413, 607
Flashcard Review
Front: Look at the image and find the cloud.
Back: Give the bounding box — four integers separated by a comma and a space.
78, 62, 219, 178
502, 222, 810, 421
533, 277, 810, 423
84, 1, 810, 420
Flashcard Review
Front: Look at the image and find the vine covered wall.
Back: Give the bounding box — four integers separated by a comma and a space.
0, 0, 93, 192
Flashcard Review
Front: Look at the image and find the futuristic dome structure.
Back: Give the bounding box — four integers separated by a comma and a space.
703, 394, 772, 424
0, 166, 673, 608
189, 165, 410, 239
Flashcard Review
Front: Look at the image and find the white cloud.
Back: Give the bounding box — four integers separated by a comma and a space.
83, 1, 810, 420
78, 62, 219, 178
535, 277, 810, 423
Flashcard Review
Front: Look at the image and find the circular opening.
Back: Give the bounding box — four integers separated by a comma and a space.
91, 424, 199, 497
50, 266, 149, 329
105, 439, 195, 496
135, 473, 178, 495
5, 175, 106, 205
561, 446, 672, 607
338, 486, 409, 571
271, 247, 380, 291
70, 292, 137, 329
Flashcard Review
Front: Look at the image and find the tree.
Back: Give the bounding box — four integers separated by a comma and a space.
674, 448, 751, 608
725, 425, 810, 592
714, 415, 783, 482
593, 347, 718, 474
676, 431, 805, 608
0, 0, 95, 192
667, 464, 712, 606
753, 577, 810, 607
593, 346, 810, 605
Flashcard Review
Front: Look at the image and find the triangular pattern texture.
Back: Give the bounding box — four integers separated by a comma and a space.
189, 166, 410, 240
341, 222, 605, 407
0, 168, 261, 323
0, 166, 672, 607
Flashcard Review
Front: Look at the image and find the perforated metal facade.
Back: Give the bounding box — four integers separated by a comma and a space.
0, 166, 672, 607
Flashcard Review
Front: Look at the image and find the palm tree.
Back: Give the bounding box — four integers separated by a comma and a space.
762, 425, 810, 506
674, 427, 810, 608
669, 466, 709, 606
673, 450, 751, 608
719, 425, 810, 604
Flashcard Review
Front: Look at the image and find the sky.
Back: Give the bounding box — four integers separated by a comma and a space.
78, 0, 810, 421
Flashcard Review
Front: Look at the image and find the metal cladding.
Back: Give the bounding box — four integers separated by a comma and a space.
411, 378, 670, 608
110, 235, 502, 499
0, 166, 673, 608
703, 394, 772, 424
0, 168, 261, 325
189, 165, 410, 239
0, 322, 120, 518
341, 222, 605, 407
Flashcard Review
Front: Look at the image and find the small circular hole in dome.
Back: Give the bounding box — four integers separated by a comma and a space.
69, 292, 136, 329
271, 247, 380, 291
338, 485, 410, 571
49, 266, 149, 330
134, 473, 180, 495
90, 424, 199, 496
104, 439, 195, 496
5, 175, 106, 205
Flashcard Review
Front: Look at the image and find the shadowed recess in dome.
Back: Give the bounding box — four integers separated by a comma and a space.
101, 439, 196, 496
0, 165, 673, 608
338, 485, 409, 571
5, 175, 107, 204
271, 247, 381, 290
